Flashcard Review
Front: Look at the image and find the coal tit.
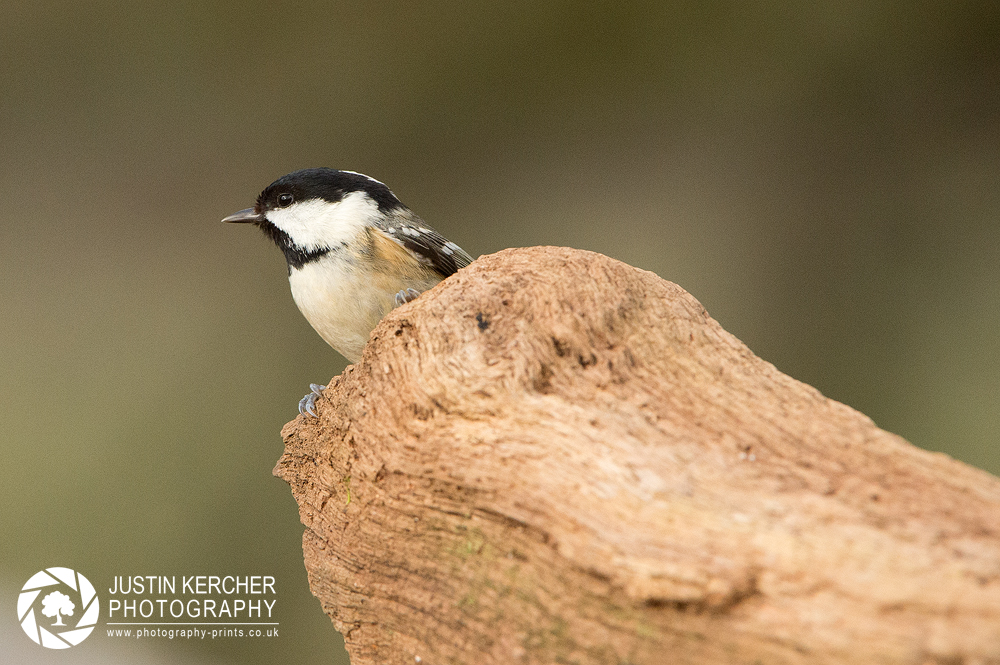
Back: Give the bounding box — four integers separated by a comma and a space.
223, 168, 473, 415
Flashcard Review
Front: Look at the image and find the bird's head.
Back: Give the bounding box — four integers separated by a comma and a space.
222, 168, 405, 268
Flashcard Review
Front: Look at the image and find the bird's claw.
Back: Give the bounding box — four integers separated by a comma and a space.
298, 383, 327, 417
394, 288, 421, 307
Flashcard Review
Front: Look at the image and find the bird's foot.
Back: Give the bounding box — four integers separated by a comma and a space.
394, 288, 421, 307
298, 383, 327, 417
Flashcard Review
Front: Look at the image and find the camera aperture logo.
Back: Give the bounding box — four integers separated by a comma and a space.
18, 568, 99, 649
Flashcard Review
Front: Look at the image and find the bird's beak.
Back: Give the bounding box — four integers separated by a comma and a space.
221, 208, 263, 224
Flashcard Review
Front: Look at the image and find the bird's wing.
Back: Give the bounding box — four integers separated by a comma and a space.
374, 209, 474, 277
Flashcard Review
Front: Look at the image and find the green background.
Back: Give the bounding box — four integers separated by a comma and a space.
2, 1, 997, 663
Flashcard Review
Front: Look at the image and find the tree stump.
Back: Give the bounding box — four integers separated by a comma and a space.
274, 246, 1000, 665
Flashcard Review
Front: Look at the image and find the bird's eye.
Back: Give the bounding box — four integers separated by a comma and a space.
277, 193, 294, 208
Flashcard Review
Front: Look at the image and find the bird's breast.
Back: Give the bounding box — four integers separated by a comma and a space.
287, 252, 440, 362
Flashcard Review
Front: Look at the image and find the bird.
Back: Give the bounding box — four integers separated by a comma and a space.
223, 168, 474, 416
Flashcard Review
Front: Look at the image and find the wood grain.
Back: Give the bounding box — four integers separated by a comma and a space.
275, 246, 1000, 665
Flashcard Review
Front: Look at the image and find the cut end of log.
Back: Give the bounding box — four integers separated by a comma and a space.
274, 246, 1000, 665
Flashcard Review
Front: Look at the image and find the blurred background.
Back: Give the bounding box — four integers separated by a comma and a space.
2, 1, 997, 663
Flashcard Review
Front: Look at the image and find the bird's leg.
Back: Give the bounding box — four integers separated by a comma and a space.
298, 383, 327, 417
394, 288, 421, 307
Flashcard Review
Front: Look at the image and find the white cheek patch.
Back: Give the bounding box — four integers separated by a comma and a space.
265, 191, 378, 251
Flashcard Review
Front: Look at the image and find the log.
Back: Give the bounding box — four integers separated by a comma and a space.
274, 246, 1000, 665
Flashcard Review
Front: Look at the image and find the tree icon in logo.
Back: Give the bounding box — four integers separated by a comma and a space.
42, 591, 75, 626
18, 568, 99, 649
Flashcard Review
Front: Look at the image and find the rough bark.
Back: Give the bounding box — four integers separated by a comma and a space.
274, 246, 1000, 665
